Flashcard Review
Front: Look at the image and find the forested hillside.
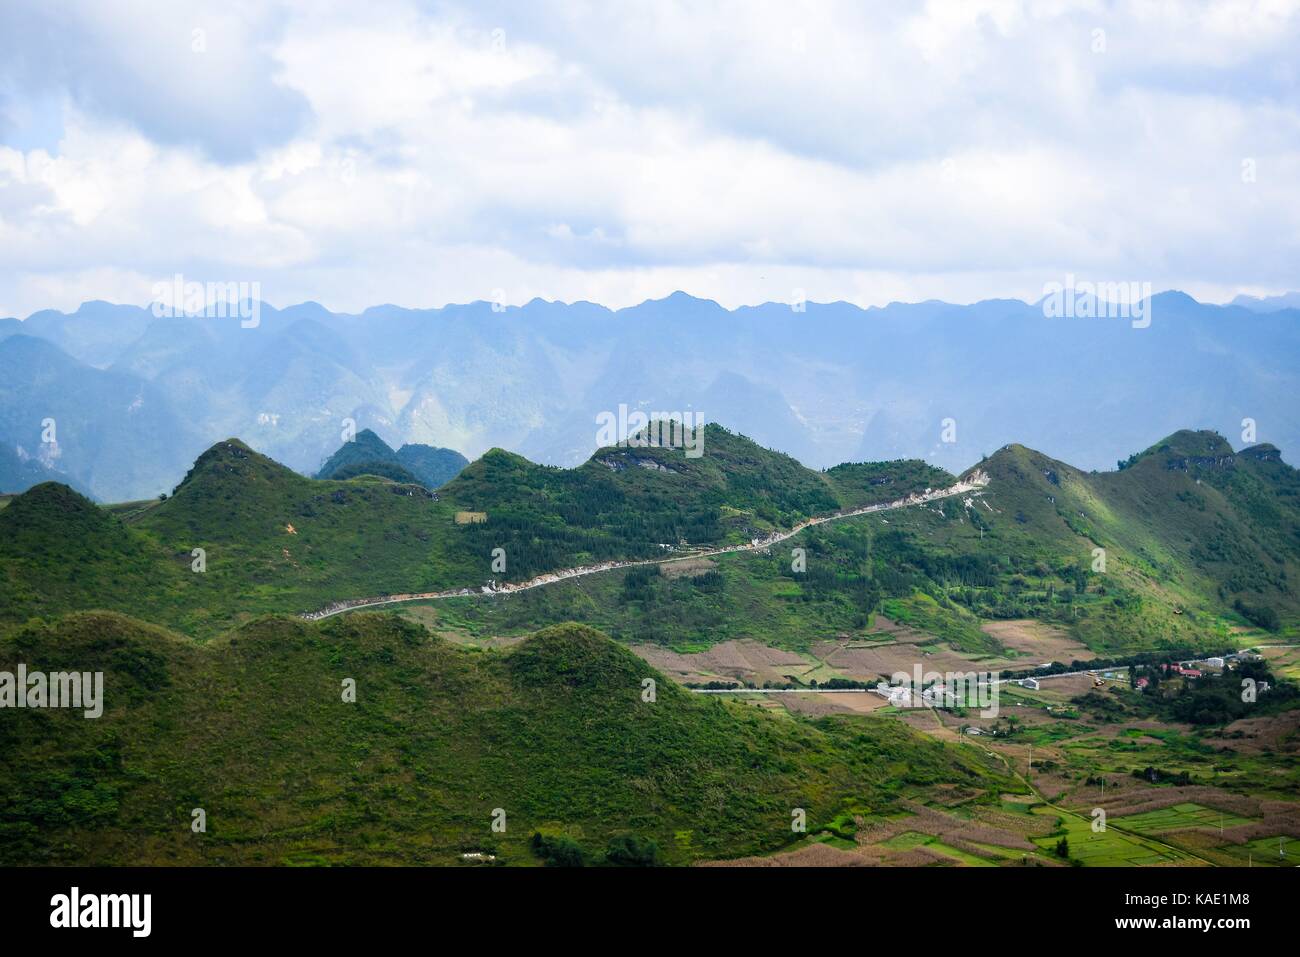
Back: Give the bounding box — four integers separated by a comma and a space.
0, 613, 1011, 865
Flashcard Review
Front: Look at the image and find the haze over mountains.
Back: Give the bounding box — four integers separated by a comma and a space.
1, 290, 1297, 501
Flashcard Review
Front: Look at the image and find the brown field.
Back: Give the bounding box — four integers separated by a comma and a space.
867, 614, 938, 643
778, 691, 891, 717
813, 617, 1094, 684
631, 638, 809, 685
1210, 711, 1300, 755
979, 619, 1093, 664
1259, 645, 1300, 681
700, 842, 872, 867
1031, 674, 1104, 698
812, 639, 983, 682
658, 557, 718, 579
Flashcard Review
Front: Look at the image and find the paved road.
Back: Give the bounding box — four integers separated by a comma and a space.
301, 470, 991, 621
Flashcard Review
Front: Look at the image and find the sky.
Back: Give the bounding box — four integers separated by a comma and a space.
0, 0, 1298, 318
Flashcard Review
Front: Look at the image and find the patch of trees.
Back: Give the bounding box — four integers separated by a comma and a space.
1233, 598, 1280, 632
1070, 690, 1126, 721
530, 831, 661, 867
1164, 661, 1295, 725
821, 677, 873, 689
1131, 766, 1193, 786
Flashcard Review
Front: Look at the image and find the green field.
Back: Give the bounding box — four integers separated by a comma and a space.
1115, 802, 1252, 834
1033, 808, 1193, 866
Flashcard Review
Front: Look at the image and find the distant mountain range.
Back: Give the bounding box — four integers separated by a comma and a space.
1231, 291, 1300, 313
2, 290, 1297, 501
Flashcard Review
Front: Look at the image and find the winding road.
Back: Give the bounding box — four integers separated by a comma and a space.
300, 470, 991, 621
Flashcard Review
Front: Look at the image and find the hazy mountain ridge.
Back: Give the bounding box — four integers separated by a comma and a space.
1, 291, 1298, 501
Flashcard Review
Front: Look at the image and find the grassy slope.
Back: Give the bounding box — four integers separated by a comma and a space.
0, 432, 945, 638
1, 427, 1295, 655
946, 431, 1300, 649
436, 424, 920, 576
405, 430, 1300, 658
0, 441, 467, 637
0, 613, 1012, 866
0, 482, 191, 626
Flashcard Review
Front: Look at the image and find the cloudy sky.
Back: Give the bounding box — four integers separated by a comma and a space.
1, 0, 1297, 317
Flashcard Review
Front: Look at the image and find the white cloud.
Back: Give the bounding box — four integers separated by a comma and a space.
0, 0, 1298, 317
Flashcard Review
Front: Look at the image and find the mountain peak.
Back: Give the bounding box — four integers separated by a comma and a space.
174, 439, 305, 495
1145, 429, 1234, 460
506, 622, 659, 693
0, 481, 118, 554
351, 428, 396, 453
4, 480, 101, 516
631, 290, 725, 312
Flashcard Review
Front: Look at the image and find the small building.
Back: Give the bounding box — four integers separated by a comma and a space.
1203, 657, 1225, 669
1020, 678, 1040, 690
885, 687, 914, 707
1136, 677, 1150, 690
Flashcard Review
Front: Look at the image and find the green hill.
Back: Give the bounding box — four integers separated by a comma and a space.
414, 429, 1300, 656
316, 429, 468, 489
824, 458, 954, 509
0, 482, 188, 626
0, 440, 465, 637
439, 423, 944, 580
1, 426, 1295, 654
394, 442, 470, 489
930, 429, 1300, 649
0, 613, 1011, 865
0, 429, 944, 637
